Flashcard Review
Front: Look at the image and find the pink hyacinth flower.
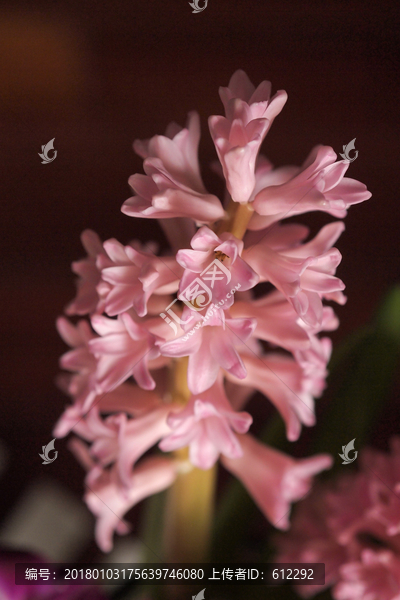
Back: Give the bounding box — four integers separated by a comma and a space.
253, 145, 372, 226
53, 70, 372, 557
176, 226, 259, 311
209, 69, 287, 203
53, 382, 161, 438
159, 377, 252, 469
56, 316, 98, 412
230, 290, 311, 352
222, 434, 333, 529
74, 405, 174, 488
89, 312, 160, 393
228, 352, 320, 441
121, 112, 225, 223
293, 336, 332, 397
160, 308, 256, 394
244, 221, 346, 327
78, 451, 178, 553
246, 155, 301, 231
66, 229, 109, 316
97, 238, 181, 317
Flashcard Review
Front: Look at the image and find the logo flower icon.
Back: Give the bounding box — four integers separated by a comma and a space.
38, 138, 57, 164
338, 438, 358, 464
339, 138, 358, 162
39, 439, 58, 464
189, 0, 208, 13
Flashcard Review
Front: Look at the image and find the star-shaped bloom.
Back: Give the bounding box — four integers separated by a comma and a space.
122, 112, 225, 223
159, 378, 252, 469
160, 308, 256, 394
252, 145, 371, 226
209, 70, 287, 203
89, 313, 160, 393
97, 238, 181, 317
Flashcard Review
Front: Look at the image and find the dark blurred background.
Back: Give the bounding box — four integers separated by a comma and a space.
1, 0, 400, 568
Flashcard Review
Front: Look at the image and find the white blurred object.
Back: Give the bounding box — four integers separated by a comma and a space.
0, 479, 92, 560
98, 536, 146, 596
100, 536, 145, 563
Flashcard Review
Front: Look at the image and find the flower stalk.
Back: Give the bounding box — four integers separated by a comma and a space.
163, 358, 216, 562
163, 448, 217, 562
217, 198, 254, 240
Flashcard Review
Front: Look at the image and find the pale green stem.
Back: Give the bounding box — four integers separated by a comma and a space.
163, 358, 217, 562
217, 198, 254, 240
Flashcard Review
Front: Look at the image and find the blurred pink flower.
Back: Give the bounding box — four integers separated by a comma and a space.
74, 404, 174, 488
53, 382, 161, 438
276, 438, 400, 600
228, 352, 320, 441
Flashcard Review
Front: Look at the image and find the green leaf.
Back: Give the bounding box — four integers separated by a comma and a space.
313, 285, 400, 461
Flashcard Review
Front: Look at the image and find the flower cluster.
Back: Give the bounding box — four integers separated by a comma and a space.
275, 438, 400, 600
54, 70, 371, 552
